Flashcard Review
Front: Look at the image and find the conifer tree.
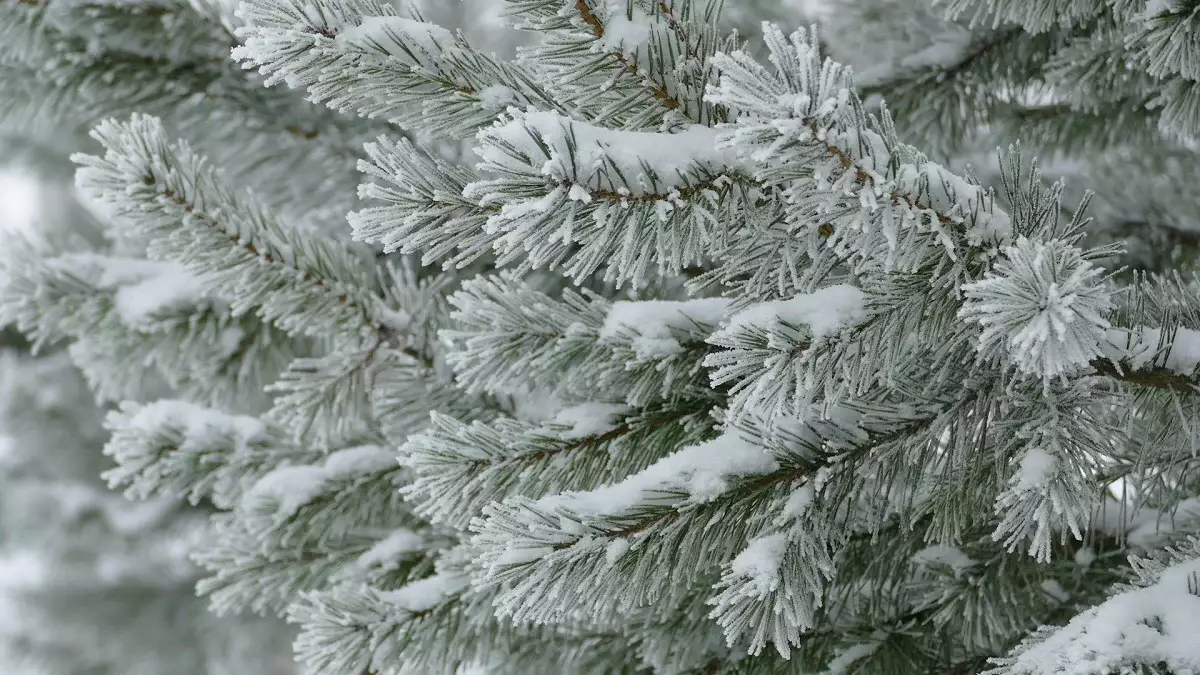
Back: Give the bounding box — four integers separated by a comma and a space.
3, 0, 1200, 674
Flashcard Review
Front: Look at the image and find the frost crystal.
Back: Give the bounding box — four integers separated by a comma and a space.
960, 238, 1112, 380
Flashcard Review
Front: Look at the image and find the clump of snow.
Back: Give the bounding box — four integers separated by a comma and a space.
110, 264, 207, 328
241, 445, 397, 519
1041, 579, 1069, 603
605, 537, 630, 566
359, 528, 425, 570
598, 0, 653, 56
479, 84, 515, 110
897, 32, 975, 71
1005, 558, 1200, 675
337, 16, 452, 69
716, 285, 867, 343
891, 158, 1013, 247
600, 298, 731, 359
552, 402, 629, 439
379, 573, 469, 613
321, 445, 398, 478
781, 483, 815, 520
824, 641, 881, 675
124, 400, 268, 452
54, 254, 208, 328
490, 543, 554, 568
1102, 327, 1200, 375
535, 429, 778, 518
1015, 447, 1057, 492
729, 533, 788, 594
476, 111, 742, 198
912, 545, 975, 577
242, 465, 328, 520
1074, 547, 1095, 567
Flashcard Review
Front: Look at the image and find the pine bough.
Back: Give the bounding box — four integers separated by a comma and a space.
3, 0, 1200, 673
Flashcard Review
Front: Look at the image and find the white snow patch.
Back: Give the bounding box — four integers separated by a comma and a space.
1015, 447, 1057, 492
111, 264, 207, 328
536, 429, 778, 518
782, 483, 815, 520
124, 400, 268, 451
53, 254, 209, 328
1041, 579, 1069, 603
552, 402, 629, 439
359, 529, 425, 570
1074, 547, 1095, 567
379, 573, 469, 612
1102, 326, 1200, 375
824, 641, 881, 675
716, 285, 867, 342
600, 298, 731, 359
337, 16, 452, 69
892, 158, 1013, 247
242, 465, 327, 520
1005, 558, 1200, 675
729, 533, 788, 594
241, 445, 396, 519
605, 537, 630, 566
479, 84, 516, 110
912, 545, 975, 577
322, 445, 397, 478
477, 111, 742, 198
598, 0, 653, 56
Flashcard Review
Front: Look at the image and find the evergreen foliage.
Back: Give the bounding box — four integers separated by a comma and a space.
2, 0, 1200, 673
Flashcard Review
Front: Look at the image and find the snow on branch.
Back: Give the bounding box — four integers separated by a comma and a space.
504, 0, 727, 125
470, 425, 793, 624
599, 297, 731, 359
474, 110, 741, 199
234, 0, 557, 138
402, 402, 713, 530
351, 136, 495, 266
992, 546, 1200, 675
103, 400, 296, 510
0, 248, 289, 406
74, 114, 398, 340
467, 110, 760, 284
240, 444, 399, 527
706, 25, 1012, 273
705, 284, 869, 420
444, 275, 719, 404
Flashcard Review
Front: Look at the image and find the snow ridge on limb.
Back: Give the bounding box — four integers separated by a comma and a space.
988, 538, 1200, 675
467, 110, 761, 285
401, 401, 713, 530
443, 274, 723, 405
102, 400, 303, 510
0, 248, 290, 407
233, 0, 559, 138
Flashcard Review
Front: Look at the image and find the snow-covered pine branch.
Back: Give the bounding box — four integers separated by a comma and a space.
233, 0, 560, 138
504, 0, 732, 127
0, 250, 291, 406
467, 110, 761, 285
443, 274, 724, 404
103, 399, 309, 509
74, 114, 396, 340
401, 401, 713, 529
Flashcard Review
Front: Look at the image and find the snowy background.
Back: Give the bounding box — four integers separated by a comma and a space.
0, 171, 39, 234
